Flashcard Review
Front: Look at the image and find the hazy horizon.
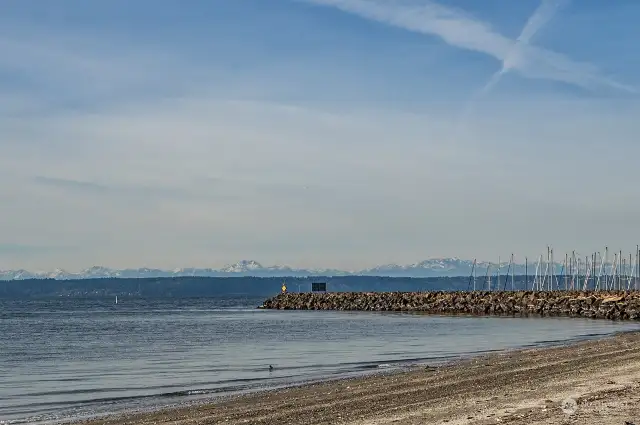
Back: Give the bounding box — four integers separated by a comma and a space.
2, 0, 639, 271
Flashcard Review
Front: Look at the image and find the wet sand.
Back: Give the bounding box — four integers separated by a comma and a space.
75, 331, 640, 425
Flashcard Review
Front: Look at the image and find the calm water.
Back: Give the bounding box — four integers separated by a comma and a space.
1, 296, 639, 424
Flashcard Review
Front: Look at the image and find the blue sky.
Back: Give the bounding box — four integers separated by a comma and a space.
1, 0, 639, 271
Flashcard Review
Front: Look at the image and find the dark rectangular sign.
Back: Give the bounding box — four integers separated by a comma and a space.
311, 282, 327, 292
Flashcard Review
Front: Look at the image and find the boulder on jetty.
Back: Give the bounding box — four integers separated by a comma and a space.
260, 291, 640, 321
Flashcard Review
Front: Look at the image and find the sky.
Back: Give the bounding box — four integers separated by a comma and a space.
1, 0, 640, 272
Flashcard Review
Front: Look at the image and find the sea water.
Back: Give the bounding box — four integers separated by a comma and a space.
1, 296, 638, 424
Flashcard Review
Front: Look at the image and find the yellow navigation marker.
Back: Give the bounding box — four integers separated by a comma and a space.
281, 282, 287, 293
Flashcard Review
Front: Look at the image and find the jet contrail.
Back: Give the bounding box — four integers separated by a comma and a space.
303, 0, 633, 93
479, 0, 571, 95
454, 0, 571, 135
518, 0, 571, 44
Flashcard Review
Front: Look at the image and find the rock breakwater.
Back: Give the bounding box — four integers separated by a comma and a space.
261, 291, 640, 320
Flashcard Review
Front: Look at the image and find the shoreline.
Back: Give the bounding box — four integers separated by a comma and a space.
70, 328, 640, 425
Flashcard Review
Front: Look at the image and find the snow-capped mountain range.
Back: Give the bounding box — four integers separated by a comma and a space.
0, 258, 560, 280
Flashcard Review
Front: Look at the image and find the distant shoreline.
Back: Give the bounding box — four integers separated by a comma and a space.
69, 329, 640, 425
3, 275, 621, 298
0, 275, 506, 298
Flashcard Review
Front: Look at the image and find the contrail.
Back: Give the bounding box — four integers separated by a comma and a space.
518, 0, 571, 44
479, 0, 571, 95
455, 0, 570, 135
303, 0, 634, 93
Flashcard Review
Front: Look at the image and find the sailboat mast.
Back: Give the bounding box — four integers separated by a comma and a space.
629, 252, 633, 290
511, 254, 514, 291
545, 246, 550, 291
550, 247, 554, 291
525, 257, 528, 291
473, 259, 477, 291
564, 253, 568, 291
604, 251, 608, 290
497, 256, 500, 292
592, 253, 596, 290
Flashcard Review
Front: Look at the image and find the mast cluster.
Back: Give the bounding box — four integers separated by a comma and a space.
469, 245, 640, 291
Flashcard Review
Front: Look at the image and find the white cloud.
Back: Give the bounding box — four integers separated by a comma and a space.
302, 0, 636, 93
2, 93, 640, 270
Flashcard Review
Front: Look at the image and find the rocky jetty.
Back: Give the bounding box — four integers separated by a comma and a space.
261, 291, 640, 320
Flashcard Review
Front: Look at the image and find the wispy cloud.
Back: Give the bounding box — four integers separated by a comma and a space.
33, 176, 111, 194
480, 0, 571, 96
2, 94, 640, 270
303, 0, 636, 93
31, 175, 240, 204
0, 29, 214, 107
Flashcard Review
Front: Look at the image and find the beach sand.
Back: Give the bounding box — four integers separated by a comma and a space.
76, 331, 640, 425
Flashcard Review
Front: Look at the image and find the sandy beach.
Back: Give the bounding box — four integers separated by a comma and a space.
75, 331, 640, 425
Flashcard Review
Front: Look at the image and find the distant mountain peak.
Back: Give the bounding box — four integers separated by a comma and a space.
0, 257, 562, 280
220, 260, 264, 273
